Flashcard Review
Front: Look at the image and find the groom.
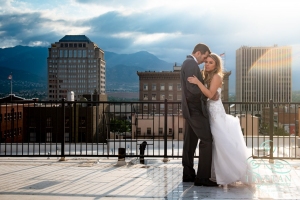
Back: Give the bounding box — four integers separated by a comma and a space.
181, 43, 218, 187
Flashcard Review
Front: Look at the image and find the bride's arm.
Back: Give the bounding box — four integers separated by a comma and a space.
187, 74, 222, 99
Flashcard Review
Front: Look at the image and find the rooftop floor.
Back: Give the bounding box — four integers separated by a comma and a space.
0, 157, 299, 199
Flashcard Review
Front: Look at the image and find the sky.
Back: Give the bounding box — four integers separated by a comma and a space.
1, 0, 300, 92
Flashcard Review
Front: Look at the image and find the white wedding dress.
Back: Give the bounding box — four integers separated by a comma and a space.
207, 88, 251, 185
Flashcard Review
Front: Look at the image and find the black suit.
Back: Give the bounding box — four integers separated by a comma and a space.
181, 55, 213, 179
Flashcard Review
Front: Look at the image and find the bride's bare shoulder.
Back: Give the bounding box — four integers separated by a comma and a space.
211, 74, 222, 88
212, 74, 222, 82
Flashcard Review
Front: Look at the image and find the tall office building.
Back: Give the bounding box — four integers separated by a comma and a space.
236, 45, 292, 112
47, 35, 106, 101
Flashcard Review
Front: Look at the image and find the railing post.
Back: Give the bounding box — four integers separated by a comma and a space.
269, 99, 274, 163
59, 98, 66, 161
117, 147, 126, 166
139, 141, 147, 164
163, 99, 169, 162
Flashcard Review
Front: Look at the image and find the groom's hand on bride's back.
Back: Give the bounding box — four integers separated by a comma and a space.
210, 92, 219, 101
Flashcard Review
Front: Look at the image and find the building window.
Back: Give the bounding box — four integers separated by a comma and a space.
168, 94, 173, 100
160, 83, 165, 91
74, 50, 77, 57
64, 50, 68, 57
152, 84, 156, 91
78, 50, 82, 57
143, 83, 148, 90
143, 104, 148, 110
160, 104, 164, 110
143, 94, 148, 100
64, 43, 68, 47
147, 127, 151, 135
152, 104, 156, 110
152, 94, 156, 100
159, 128, 163, 135
83, 50, 87, 57
169, 84, 173, 91
46, 117, 52, 127
177, 83, 181, 91
137, 128, 141, 135
179, 128, 183, 133
160, 94, 165, 100
46, 132, 52, 142
30, 132, 36, 142
168, 128, 173, 135
177, 94, 182, 100
65, 132, 70, 142
69, 50, 73, 58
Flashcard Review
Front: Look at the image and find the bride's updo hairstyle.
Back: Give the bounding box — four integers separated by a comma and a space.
202, 53, 224, 89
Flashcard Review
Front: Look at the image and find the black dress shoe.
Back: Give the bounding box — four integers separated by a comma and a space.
182, 175, 195, 182
194, 178, 218, 187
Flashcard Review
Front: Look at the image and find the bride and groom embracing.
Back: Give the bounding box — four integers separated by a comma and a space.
181, 43, 251, 187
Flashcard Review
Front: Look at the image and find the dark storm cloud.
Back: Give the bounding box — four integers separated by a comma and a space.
0, 12, 64, 46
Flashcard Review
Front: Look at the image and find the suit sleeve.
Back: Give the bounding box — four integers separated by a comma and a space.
183, 59, 202, 96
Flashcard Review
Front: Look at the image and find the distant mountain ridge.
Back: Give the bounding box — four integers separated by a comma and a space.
1, 46, 300, 96
0, 46, 48, 77
0, 45, 173, 95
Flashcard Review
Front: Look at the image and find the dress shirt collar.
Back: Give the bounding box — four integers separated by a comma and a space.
190, 54, 198, 64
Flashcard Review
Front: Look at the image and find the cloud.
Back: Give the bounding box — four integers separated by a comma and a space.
28, 40, 50, 47
0, 37, 22, 48
1, 0, 300, 91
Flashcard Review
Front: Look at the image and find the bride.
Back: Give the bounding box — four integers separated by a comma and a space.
187, 53, 251, 185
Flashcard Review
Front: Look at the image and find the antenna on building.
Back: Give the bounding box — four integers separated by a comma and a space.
8, 72, 13, 95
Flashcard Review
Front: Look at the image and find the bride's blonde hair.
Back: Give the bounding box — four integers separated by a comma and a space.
202, 53, 224, 89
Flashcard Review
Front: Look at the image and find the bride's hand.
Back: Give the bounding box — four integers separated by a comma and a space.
187, 75, 200, 85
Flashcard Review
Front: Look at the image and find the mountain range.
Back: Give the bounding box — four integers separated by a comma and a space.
1, 46, 299, 100
0, 46, 173, 97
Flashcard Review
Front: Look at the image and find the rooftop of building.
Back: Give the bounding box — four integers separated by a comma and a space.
0, 94, 37, 103
0, 157, 299, 199
59, 35, 92, 43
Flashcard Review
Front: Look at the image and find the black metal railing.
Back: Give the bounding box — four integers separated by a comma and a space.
0, 99, 299, 160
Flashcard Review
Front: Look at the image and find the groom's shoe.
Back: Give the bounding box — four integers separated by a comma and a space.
194, 178, 218, 187
182, 175, 195, 182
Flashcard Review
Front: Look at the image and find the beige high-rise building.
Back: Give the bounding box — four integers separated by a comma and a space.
236, 45, 292, 112
47, 35, 106, 101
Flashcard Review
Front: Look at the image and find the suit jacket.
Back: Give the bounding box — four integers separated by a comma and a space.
180, 55, 208, 119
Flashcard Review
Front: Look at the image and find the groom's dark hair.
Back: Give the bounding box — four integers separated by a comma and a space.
192, 43, 211, 54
